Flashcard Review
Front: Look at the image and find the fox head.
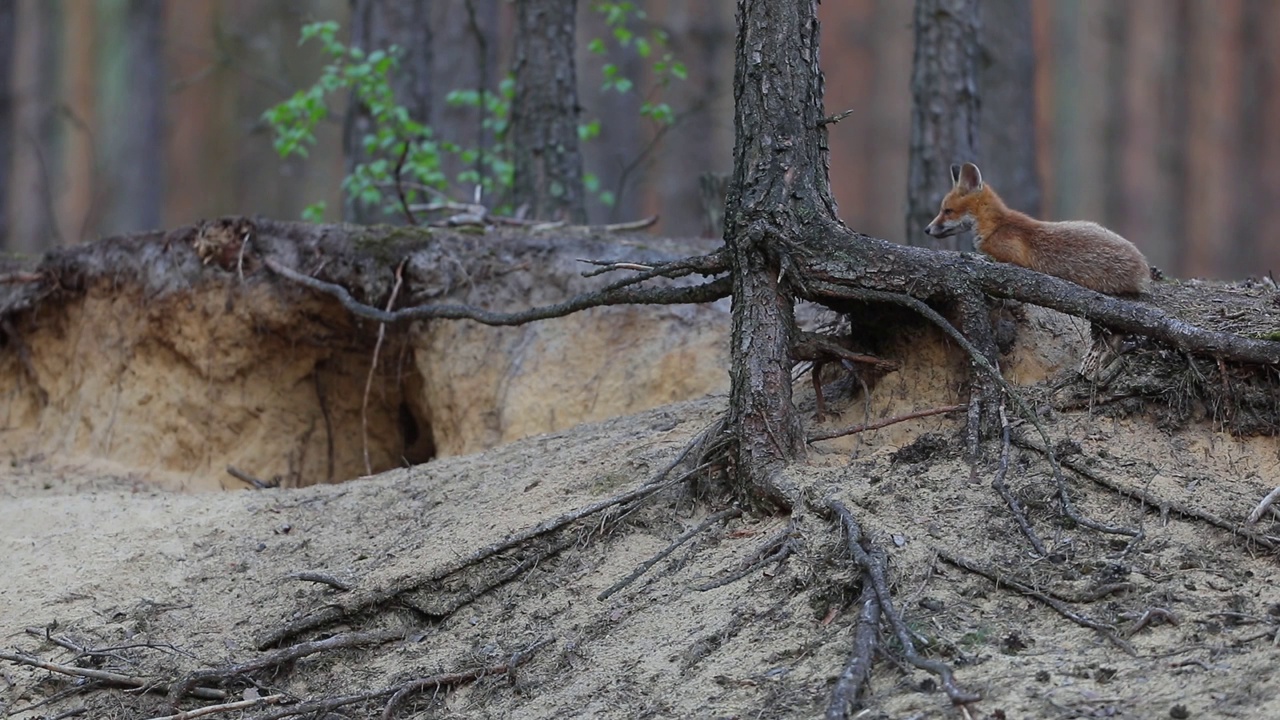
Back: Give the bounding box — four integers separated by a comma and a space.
924, 162, 984, 239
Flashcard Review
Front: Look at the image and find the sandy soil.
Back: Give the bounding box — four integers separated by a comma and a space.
4, 384, 1280, 719
3, 227, 1280, 718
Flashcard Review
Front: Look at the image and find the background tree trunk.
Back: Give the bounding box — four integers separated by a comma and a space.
343, 0, 434, 225
906, 0, 981, 249
0, 1, 13, 249
98, 0, 165, 236
978, 0, 1040, 216
8, 0, 61, 252
725, 0, 838, 505
510, 0, 587, 223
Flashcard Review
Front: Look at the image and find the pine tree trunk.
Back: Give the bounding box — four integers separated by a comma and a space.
725, 0, 839, 507
906, 0, 980, 249
978, 0, 1040, 217
343, 0, 434, 225
0, 0, 13, 249
99, 0, 165, 236
510, 0, 587, 223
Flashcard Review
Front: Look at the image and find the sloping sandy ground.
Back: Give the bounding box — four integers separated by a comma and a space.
4, 389, 1280, 719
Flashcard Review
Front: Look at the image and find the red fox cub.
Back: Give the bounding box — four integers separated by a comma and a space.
925, 163, 1150, 295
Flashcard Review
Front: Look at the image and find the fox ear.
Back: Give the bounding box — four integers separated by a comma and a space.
949, 164, 961, 185
957, 163, 983, 192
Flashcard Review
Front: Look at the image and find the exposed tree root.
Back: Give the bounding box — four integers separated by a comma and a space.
935, 550, 1132, 653
598, 507, 743, 600
167, 629, 401, 706
263, 252, 730, 327
237, 637, 551, 720
989, 404, 1047, 556
258, 419, 728, 649
814, 283, 1144, 547
361, 258, 407, 475
824, 582, 880, 720
807, 404, 963, 444
827, 499, 981, 707
0, 650, 226, 701
1016, 438, 1280, 551
144, 694, 286, 720
693, 521, 797, 592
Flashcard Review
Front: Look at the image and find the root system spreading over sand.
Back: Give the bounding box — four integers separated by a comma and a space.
3, 225, 1280, 718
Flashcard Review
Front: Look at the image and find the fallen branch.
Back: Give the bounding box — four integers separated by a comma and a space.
145, 694, 285, 720
807, 404, 962, 443
0, 650, 225, 701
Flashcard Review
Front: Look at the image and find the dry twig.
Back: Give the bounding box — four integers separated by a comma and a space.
0, 270, 43, 284
284, 571, 353, 592
226, 465, 271, 489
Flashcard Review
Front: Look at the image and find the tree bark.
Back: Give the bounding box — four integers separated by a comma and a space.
344, 0, 434, 225
725, 0, 840, 506
977, 0, 1039, 217
99, 0, 165, 236
510, 0, 587, 223
0, 0, 13, 248
906, 0, 981, 249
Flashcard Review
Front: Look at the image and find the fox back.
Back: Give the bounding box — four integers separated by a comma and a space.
925, 163, 1150, 295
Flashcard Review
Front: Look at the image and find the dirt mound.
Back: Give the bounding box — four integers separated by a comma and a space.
3, 229, 1280, 718
0, 222, 729, 490
3, 391, 1280, 718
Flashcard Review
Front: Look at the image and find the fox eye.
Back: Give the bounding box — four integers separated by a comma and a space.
943, 208, 954, 216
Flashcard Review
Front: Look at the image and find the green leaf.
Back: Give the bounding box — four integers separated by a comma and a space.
302, 201, 327, 222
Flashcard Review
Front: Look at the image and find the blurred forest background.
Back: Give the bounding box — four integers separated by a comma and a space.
0, 0, 1276, 280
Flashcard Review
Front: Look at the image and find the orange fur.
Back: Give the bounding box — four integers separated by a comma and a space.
925, 163, 1150, 296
